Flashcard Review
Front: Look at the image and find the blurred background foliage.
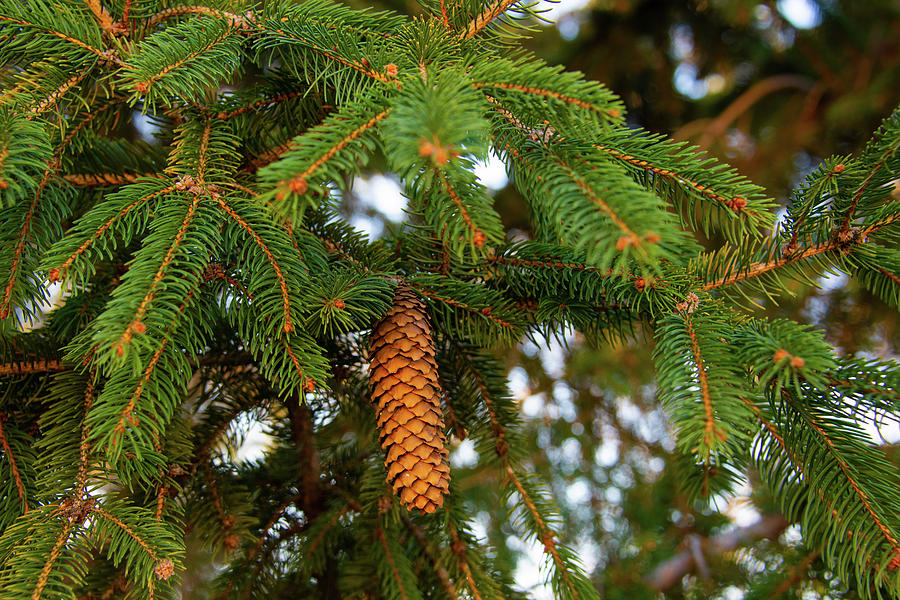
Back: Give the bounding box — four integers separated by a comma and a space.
232, 1, 900, 597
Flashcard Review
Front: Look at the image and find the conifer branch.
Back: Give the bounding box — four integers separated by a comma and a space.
113, 289, 194, 437
704, 213, 899, 292
403, 517, 458, 599
0, 14, 106, 57
283, 108, 391, 193
261, 25, 392, 85
595, 144, 751, 215
49, 183, 177, 283
683, 312, 725, 451
132, 26, 235, 94
0, 415, 28, 513
505, 465, 580, 600
460, 0, 520, 39
1, 169, 52, 319
413, 285, 514, 330
90, 505, 159, 561
112, 190, 202, 355
786, 395, 900, 561
83, 0, 116, 35
216, 90, 312, 121
31, 518, 76, 600
216, 196, 294, 333
76, 375, 96, 494
0, 359, 64, 375
61, 172, 159, 186
448, 524, 486, 600
25, 64, 95, 121
474, 82, 612, 116
145, 5, 247, 30
839, 149, 896, 235
437, 171, 485, 247
375, 527, 412, 600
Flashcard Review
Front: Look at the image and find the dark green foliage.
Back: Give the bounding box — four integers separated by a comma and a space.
0, 0, 898, 599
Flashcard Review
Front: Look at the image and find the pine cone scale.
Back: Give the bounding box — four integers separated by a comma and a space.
369, 283, 450, 514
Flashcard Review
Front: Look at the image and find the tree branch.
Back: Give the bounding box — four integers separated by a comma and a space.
645, 514, 790, 591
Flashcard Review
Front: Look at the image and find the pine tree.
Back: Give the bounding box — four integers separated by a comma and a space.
0, 1, 898, 599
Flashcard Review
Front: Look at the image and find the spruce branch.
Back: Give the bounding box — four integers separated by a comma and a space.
460, 0, 521, 39
0, 414, 29, 514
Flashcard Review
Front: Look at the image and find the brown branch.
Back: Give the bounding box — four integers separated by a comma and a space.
448, 524, 485, 600
413, 285, 514, 329
473, 81, 616, 117
1, 170, 53, 319
840, 150, 895, 235
32, 517, 76, 600
460, 0, 520, 39
0, 359, 64, 376
683, 311, 726, 453
0, 415, 29, 512
645, 514, 791, 591
704, 212, 900, 291
695, 75, 813, 148
595, 144, 752, 216
506, 465, 580, 600
403, 517, 458, 599
764, 550, 821, 600
146, 5, 247, 29
62, 172, 160, 186
216, 195, 295, 333
83, 0, 116, 33
49, 183, 177, 283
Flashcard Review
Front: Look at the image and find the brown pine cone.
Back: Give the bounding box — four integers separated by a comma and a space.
369, 283, 450, 514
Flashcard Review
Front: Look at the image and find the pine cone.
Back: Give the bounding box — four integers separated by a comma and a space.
369, 283, 450, 513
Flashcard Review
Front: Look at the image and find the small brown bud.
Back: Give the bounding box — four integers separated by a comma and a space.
480, 306, 492, 316
131, 321, 146, 334
332, 298, 345, 310
0, 179, 8, 189
223, 533, 240, 551
473, 231, 486, 247
832, 163, 845, 174
633, 277, 646, 292
790, 356, 805, 368
304, 378, 316, 393
48, 268, 60, 282
730, 197, 747, 211
385, 63, 398, 78
290, 177, 308, 195
154, 559, 175, 580
134, 81, 149, 94
773, 349, 790, 363
222, 514, 236, 528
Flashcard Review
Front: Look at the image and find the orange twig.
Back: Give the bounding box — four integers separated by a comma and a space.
113, 192, 201, 354
376, 528, 411, 600
133, 27, 234, 92
286, 108, 391, 191
91, 505, 159, 560
62, 172, 159, 186
216, 196, 294, 332
595, 144, 752, 216
460, 0, 520, 39
1, 171, 52, 319
31, 518, 76, 600
50, 184, 176, 283
683, 312, 726, 450
0, 416, 29, 512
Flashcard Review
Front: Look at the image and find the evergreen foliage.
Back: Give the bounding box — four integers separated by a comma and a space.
0, 0, 898, 598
